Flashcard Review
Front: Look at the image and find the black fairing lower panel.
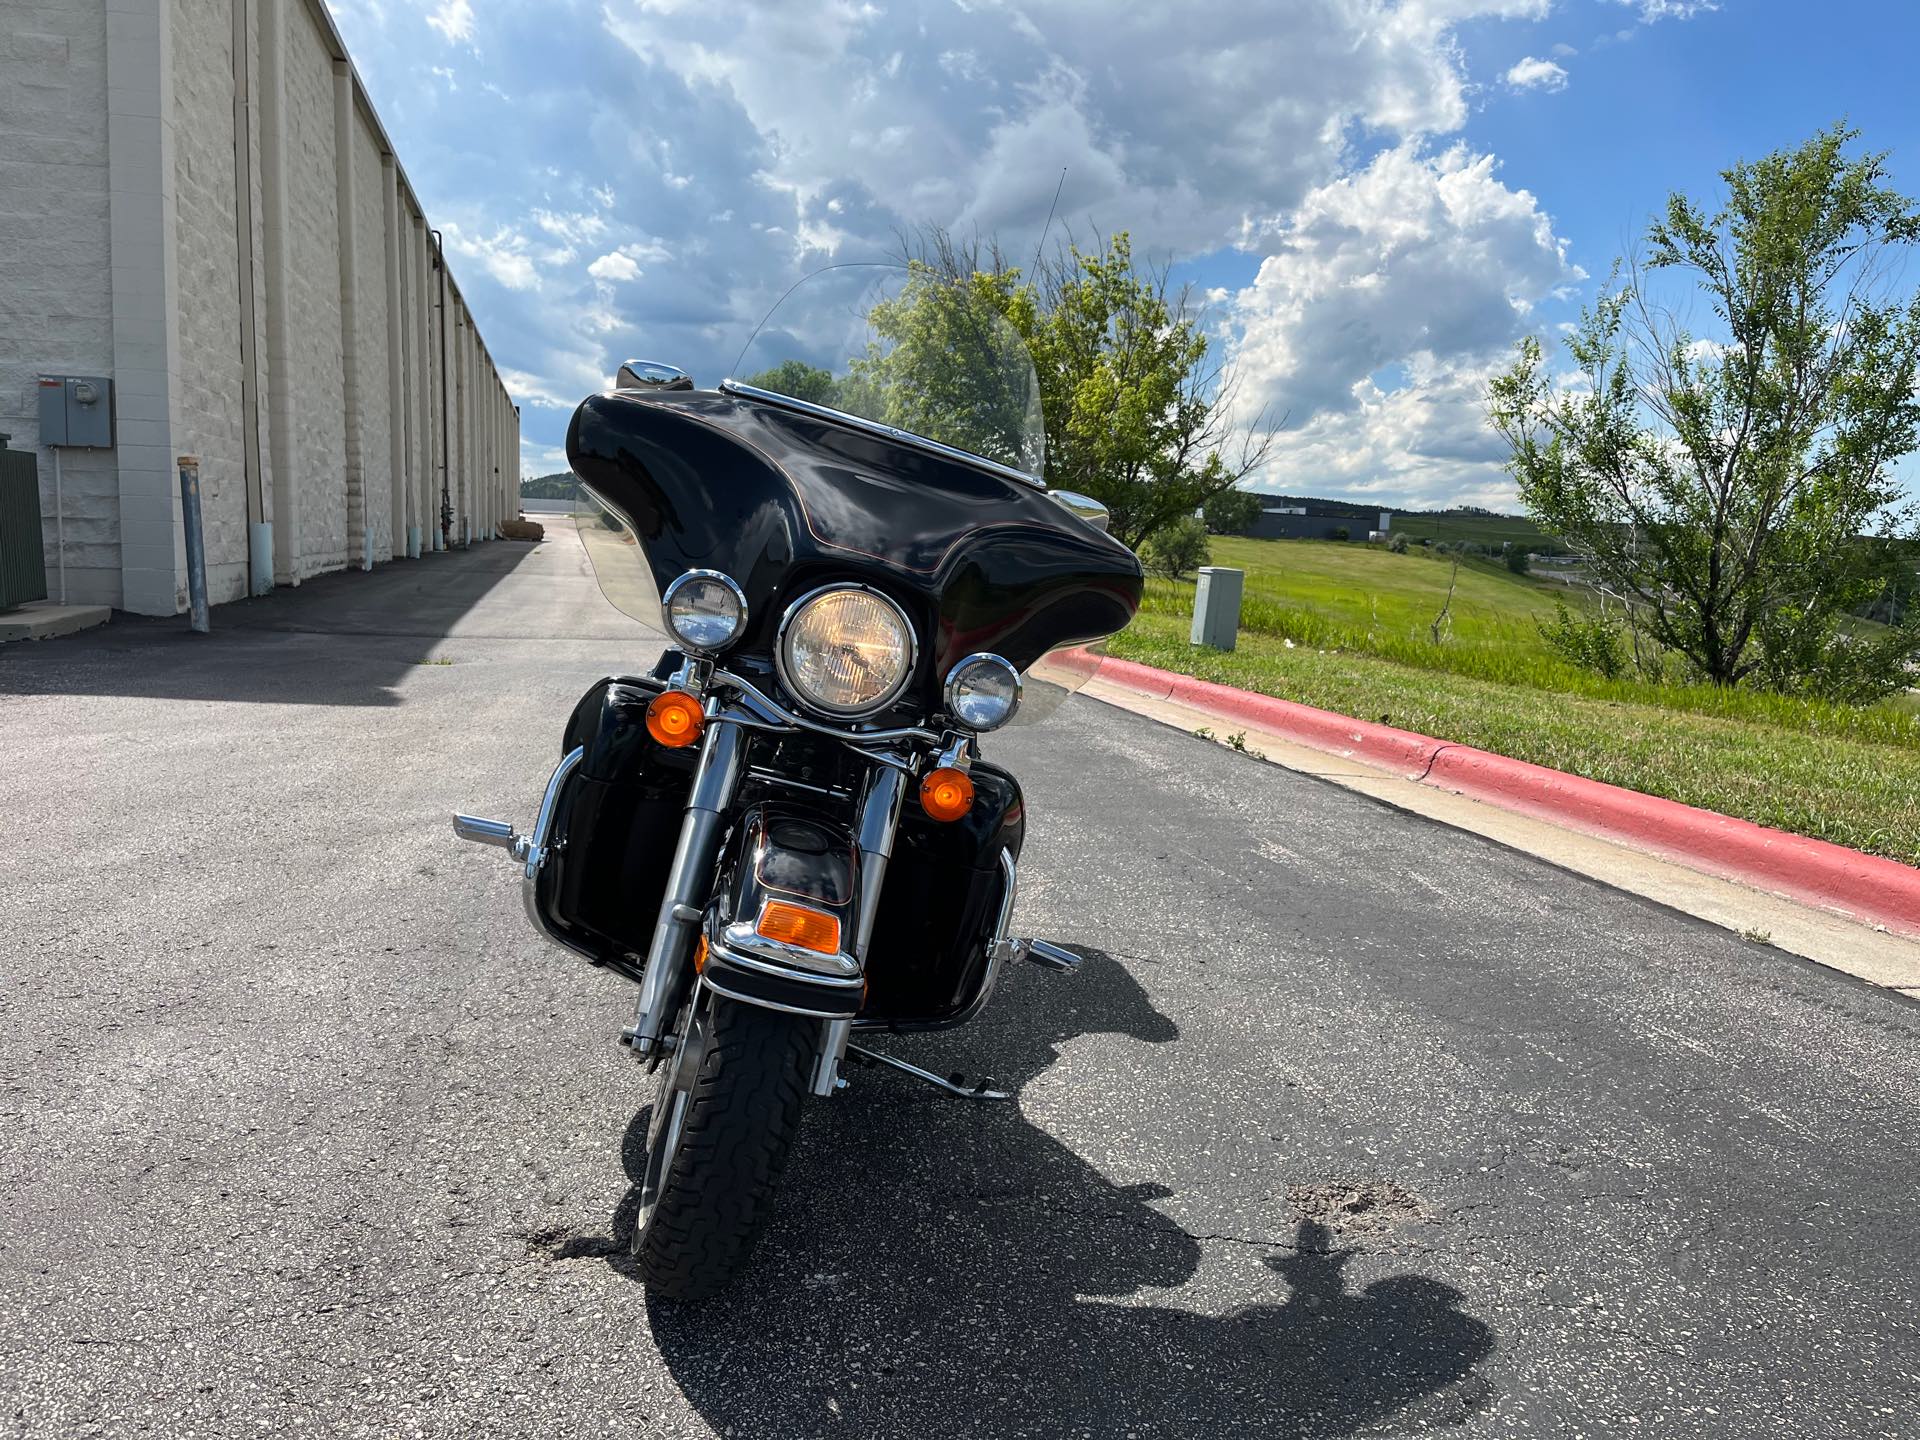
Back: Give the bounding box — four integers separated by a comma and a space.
861, 761, 1025, 1028
538, 675, 695, 962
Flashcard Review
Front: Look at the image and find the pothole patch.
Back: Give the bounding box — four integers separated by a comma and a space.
520, 1224, 622, 1261
1285, 1178, 1430, 1239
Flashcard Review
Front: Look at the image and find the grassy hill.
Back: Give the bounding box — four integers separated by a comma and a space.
521, 471, 580, 500
1256, 495, 1558, 551
1113, 536, 1920, 864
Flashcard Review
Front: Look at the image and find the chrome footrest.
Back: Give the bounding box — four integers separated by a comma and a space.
1015, 938, 1082, 973
453, 813, 530, 862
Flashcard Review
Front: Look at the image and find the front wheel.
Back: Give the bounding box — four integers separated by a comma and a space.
631, 990, 814, 1299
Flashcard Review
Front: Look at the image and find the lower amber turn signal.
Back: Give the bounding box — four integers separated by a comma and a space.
919, 766, 975, 822
757, 900, 842, 955
646, 690, 705, 747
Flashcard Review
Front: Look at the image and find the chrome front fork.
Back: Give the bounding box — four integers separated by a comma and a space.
621, 717, 747, 1059
805, 764, 907, 1095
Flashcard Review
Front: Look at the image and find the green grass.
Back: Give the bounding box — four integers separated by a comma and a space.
1115, 538, 1920, 864
1390, 512, 1553, 549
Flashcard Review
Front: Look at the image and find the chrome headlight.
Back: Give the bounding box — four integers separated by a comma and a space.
662, 570, 747, 653
944, 653, 1021, 732
777, 585, 917, 718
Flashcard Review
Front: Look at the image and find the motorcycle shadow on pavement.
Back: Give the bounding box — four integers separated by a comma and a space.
607, 949, 1496, 1437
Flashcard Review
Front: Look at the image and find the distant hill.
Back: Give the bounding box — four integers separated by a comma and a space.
1256, 493, 1560, 552
520, 471, 580, 500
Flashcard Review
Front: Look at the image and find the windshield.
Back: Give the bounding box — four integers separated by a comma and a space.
728, 263, 1046, 485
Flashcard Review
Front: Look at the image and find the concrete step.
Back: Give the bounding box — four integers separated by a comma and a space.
0, 601, 111, 644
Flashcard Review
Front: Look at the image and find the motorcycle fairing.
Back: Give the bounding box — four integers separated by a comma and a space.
565, 387, 1144, 717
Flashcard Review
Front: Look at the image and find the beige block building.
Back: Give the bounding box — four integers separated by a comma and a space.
1, 0, 519, 615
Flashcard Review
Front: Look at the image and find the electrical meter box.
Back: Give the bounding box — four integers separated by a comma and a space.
37, 375, 115, 448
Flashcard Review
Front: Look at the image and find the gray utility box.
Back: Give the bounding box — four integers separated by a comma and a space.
0, 436, 48, 609
37, 374, 115, 448
1190, 566, 1244, 651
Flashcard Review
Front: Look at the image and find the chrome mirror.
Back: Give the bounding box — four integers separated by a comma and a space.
1047, 490, 1110, 533
617, 360, 694, 392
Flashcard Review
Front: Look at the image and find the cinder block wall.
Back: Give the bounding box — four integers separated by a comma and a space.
1, 0, 521, 615
349, 107, 392, 563
0, 0, 120, 607
171, 0, 251, 605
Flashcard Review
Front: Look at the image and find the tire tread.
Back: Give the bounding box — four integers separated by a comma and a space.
633, 999, 813, 1299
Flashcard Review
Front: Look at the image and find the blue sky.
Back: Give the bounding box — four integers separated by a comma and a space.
327, 0, 1920, 511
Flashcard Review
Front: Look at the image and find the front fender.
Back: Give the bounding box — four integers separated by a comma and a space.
701, 805, 867, 1020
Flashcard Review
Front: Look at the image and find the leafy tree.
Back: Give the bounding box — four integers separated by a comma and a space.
519, 470, 580, 500
740, 359, 841, 408
849, 266, 1044, 473
1387, 532, 1410, 554
1142, 515, 1211, 580
1203, 486, 1264, 535
901, 228, 1275, 547
1504, 543, 1531, 576
1489, 126, 1920, 700
1539, 599, 1628, 679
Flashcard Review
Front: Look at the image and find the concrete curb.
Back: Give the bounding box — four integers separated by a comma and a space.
1086, 652, 1920, 940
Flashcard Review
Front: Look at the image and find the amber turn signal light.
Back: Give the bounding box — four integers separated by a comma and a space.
645, 690, 705, 748
919, 766, 975, 822
757, 900, 842, 955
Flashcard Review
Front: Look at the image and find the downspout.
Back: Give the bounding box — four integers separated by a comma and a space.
231, 0, 269, 594
430, 227, 450, 549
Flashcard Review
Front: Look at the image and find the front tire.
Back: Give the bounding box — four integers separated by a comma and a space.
631, 992, 814, 1299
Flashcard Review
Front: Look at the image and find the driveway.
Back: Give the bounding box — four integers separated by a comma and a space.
2, 520, 1914, 1437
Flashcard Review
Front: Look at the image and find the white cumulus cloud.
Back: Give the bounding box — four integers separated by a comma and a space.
425, 0, 474, 44
1228, 143, 1582, 503
587, 251, 641, 283
1505, 56, 1568, 91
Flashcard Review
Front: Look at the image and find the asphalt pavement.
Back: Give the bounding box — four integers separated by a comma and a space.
2, 522, 1916, 1438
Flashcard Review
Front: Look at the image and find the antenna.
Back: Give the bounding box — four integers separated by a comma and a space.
1030, 167, 1067, 279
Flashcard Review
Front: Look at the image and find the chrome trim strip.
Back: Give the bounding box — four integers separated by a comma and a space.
709, 934, 865, 986
775, 583, 920, 721
699, 972, 860, 1021
711, 671, 942, 745
719, 378, 1046, 490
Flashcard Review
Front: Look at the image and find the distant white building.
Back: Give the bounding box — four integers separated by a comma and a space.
2, 0, 518, 615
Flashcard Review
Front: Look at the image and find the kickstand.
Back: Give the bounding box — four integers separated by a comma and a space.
845, 1043, 1010, 1101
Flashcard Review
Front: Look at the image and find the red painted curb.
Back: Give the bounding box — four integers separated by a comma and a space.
1084, 651, 1920, 939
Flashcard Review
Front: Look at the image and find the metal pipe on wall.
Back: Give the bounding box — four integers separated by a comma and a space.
232, 0, 270, 595
430, 227, 450, 549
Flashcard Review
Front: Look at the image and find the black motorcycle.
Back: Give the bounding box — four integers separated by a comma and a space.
455, 265, 1143, 1298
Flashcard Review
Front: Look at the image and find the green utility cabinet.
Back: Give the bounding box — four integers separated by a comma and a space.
0, 435, 48, 609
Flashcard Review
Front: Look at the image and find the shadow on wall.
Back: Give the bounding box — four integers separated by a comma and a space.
546, 950, 1498, 1437
0, 537, 557, 707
